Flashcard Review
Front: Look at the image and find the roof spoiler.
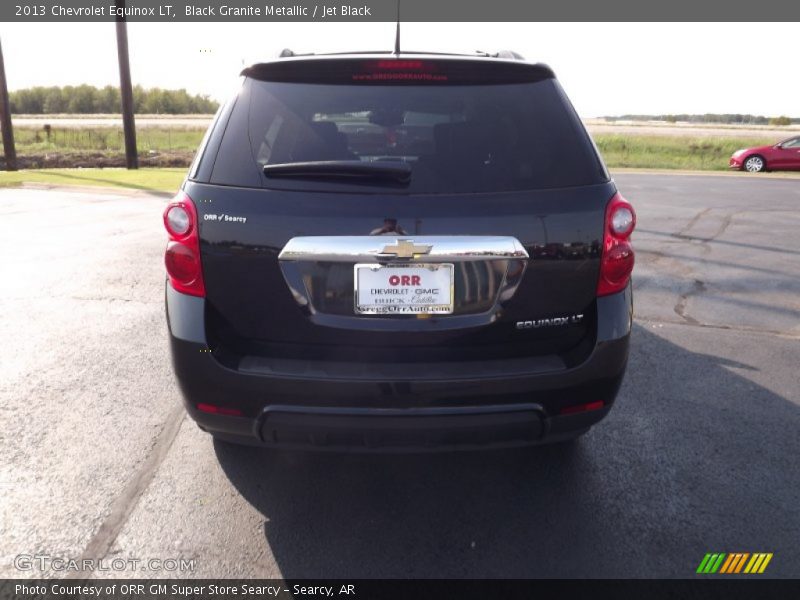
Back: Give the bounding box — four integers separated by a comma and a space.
493, 50, 525, 60
243, 56, 554, 83
276, 49, 526, 60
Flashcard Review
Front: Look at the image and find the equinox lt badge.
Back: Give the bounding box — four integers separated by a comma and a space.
516, 314, 584, 329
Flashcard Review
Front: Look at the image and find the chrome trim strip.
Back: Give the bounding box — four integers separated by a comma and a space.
278, 236, 529, 263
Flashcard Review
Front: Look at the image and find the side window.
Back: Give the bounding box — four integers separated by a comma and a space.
209, 83, 262, 187
188, 103, 223, 180
783, 137, 800, 148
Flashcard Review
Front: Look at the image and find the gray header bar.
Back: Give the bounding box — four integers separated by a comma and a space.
3, 0, 799, 22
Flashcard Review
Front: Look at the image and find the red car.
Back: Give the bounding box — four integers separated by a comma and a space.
729, 136, 800, 172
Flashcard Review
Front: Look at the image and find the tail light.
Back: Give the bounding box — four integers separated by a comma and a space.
163, 191, 205, 297
560, 400, 605, 416
196, 403, 243, 417
597, 192, 636, 296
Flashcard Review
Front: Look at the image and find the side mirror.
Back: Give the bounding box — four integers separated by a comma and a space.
774, 143, 783, 149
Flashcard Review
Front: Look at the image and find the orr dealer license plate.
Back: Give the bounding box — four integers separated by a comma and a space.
354, 263, 454, 315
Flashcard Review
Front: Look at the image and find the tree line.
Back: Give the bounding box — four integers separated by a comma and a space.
606, 114, 798, 126
9, 85, 219, 114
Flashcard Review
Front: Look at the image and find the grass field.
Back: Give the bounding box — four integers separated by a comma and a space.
0, 168, 185, 193
8, 124, 784, 171
594, 135, 777, 170
13, 125, 204, 154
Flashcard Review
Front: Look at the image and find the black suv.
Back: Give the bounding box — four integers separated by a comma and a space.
163, 51, 635, 451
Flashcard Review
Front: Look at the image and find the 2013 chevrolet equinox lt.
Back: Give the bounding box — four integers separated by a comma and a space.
164, 51, 635, 451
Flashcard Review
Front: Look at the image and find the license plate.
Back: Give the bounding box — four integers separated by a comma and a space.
354, 263, 454, 315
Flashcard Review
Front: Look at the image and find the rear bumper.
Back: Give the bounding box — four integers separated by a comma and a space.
166, 283, 631, 451
193, 402, 609, 452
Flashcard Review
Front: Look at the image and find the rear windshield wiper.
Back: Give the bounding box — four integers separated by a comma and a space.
263, 160, 411, 184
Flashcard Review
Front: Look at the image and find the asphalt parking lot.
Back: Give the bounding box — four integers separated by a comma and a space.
1, 173, 799, 579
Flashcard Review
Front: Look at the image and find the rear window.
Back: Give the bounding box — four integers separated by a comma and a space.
209, 61, 606, 193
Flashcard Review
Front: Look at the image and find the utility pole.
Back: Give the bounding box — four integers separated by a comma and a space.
115, 1, 138, 169
0, 37, 18, 171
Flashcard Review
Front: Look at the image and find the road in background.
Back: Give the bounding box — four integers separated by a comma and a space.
1, 174, 798, 578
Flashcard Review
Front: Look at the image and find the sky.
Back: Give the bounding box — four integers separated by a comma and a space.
0, 22, 796, 118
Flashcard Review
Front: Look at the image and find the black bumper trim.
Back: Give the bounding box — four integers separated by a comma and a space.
254, 403, 548, 451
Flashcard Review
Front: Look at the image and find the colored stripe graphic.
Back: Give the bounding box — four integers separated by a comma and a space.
697, 554, 713, 574
721, 553, 737, 574
719, 554, 736, 574
744, 553, 774, 574
699, 552, 772, 574
734, 553, 749, 573
744, 554, 759, 573
709, 554, 726, 573
746, 554, 762, 573
758, 554, 773, 573
703, 554, 719, 573
721, 553, 739, 573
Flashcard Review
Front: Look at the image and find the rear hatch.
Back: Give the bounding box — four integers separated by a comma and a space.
186, 57, 614, 365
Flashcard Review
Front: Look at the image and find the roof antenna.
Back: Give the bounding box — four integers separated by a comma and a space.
394, 0, 401, 55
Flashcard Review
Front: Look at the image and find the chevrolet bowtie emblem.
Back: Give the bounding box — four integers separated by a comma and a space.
378, 239, 433, 258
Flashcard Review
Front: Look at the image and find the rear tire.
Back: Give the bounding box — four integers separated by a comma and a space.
744, 155, 766, 173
